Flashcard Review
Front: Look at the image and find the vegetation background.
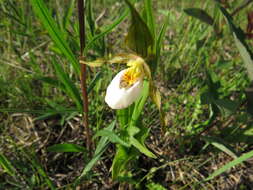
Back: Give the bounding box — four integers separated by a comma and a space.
1, 0, 253, 189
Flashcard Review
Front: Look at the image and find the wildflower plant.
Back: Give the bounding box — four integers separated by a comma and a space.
81, 0, 167, 179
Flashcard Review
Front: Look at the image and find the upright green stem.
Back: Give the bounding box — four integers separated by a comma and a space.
78, 0, 91, 152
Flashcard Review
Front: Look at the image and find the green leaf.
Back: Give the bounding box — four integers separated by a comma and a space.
205, 149, 253, 181
184, 8, 215, 26
94, 129, 130, 147
0, 153, 16, 177
117, 108, 130, 129
51, 58, 82, 111
86, 0, 95, 36
130, 137, 156, 158
30, 0, 79, 74
130, 81, 149, 126
47, 143, 86, 153
116, 104, 135, 130
124, 0, 154, 58
111, 145, 129, 180
156, 18, 168, 61
111, 145, 139, 180
127, 125, 140, 137
219, 6, 253, 81
214, 99, 239, 116
75, 121, 116, 185
63, 0, 75, 30
202, 136, 238, 159
184, 8, 220, 35
87, 71, 102, 94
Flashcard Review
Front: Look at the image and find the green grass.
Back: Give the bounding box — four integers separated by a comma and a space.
1, 0, 253, 189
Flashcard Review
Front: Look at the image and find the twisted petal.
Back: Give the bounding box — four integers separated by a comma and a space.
105, 69, 143, 109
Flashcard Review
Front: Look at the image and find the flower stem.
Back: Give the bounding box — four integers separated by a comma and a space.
78, 0, 92, 153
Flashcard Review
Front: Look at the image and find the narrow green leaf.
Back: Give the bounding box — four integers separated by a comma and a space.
156, 19, 168, 58
85, 9, 128, 54
30, 0, 79, 74
130, 81, 149, 126
202, 136, 238, 159
86, 0, 95, 36
184, 8, 214, 26
94, 129, 130, 147
47, 143, 86, 153
63, 0, 75, 30
144, 0, 155, 38
34, 112, 60, 121
0, 153, 16, 177
87, 71, 102, 94
51, 58, 82, 111
205, 149, 253, 181
219, 6, 253, 81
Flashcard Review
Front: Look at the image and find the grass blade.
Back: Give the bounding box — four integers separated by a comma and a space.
47, 143, 86, 153
63, 0, 75, 30
202, 136, 238, 159
205, 149, 253, 181
51, 58, 82, 111
0, 153, 16, 177
87, 71, 102, 94
86, 0, 95, 36
30, 0, 79, 74
84, 9, 128, 53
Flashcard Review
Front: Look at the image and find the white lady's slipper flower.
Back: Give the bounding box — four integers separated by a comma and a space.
105, 57, 146, 109
80, 55, 152, 109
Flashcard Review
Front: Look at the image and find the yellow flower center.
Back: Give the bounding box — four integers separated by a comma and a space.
119, 58, 144, 89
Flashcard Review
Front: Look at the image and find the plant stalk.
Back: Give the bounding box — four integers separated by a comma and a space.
78, 0, 92, 152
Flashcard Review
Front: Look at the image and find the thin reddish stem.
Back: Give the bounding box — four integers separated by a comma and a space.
78, 0, 91, 153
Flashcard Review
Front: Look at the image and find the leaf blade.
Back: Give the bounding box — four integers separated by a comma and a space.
30, 0, 79, 74
47, 143, 86, 153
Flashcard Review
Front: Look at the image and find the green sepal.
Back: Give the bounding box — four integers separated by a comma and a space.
124, 0, 154, 59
